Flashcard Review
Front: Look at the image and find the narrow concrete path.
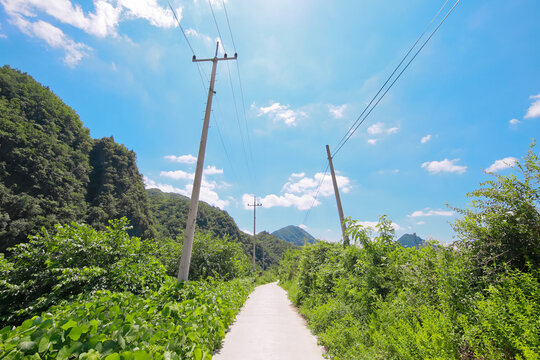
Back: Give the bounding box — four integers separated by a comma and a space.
213, 282, 326, 360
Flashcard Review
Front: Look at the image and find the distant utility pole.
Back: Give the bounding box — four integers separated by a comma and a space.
326, 145, 349, 247
248, 196, 262, 272
177, 42, 237, 282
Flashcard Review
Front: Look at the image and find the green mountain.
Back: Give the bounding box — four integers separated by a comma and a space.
397, 233, 425, 248
272, 225, 317, 246
0, 65, 294, 266
147, 188, 297, 267
0, 65, 155, 251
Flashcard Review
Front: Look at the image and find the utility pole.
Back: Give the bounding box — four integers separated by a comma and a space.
248, 196, 262, 272
326, 145, 349, 247
177, 42, 237, 281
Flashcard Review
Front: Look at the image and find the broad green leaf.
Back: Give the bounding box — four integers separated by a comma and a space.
61, 319, 77, 330
38, 336, 49, 353
105, 353, 120, 360
68, 326, 83, 341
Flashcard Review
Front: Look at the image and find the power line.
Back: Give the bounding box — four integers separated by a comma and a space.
221, 0, 256, 184
167, 1, 196, 56
302, 164, 329, 225
208, 0, 226, 54
332, 0, 456, 158
222, 0, 237, 51
333, 0, 461, 158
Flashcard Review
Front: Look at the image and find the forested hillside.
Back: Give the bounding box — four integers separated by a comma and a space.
147, 188, 297, 269
0, 66, 154, 251
272, 225, 317, 246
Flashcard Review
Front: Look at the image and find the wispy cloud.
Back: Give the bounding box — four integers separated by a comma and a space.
486, 157, 517, 173
409, 209, 454, 217
524, 94, 540, 119
10, 18, 90, 66
328, 104, 347, 119
255, 101, 307, 127
164, 154, 197, 164
509, 118, 520, 126
421, 159, 467, 175
367, 122, 399, 135
1, 0, 179, 65
421, 134, 432, 144
367, 139, 377, 145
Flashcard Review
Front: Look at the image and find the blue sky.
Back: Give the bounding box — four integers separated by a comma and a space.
1, 0, 539, 243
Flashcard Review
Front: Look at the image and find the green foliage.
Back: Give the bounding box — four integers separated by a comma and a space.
0, 66, 156, 251
279, 213, 539, 359
460, 269, 539, 360
453, 142, 540, 281
0, 219, 167, 327
271, 225, 317, 246
87, 137, 156, 240
147, 189, 240, 241
148, 188, 297, 268
0, 65, 92, 251
0, 278, 254, 359
155, 233, 252, 281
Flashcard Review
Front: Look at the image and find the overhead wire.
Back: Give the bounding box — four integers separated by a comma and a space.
302, 0, 460, 226
221, 0, 257, 185
168, 0, 240, 185
207, 0, 255, 188
332, 0, 460, 159
302, 164, 329, 225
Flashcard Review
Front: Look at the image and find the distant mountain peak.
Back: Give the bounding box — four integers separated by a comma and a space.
397, 233, 425, 248
272, 225, 317, 246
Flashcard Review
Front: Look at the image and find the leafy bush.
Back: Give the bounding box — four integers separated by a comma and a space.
155, 233, 252, 281
460, 269, 539, 360
0, 278, 254, 359
0, 219, 167, 327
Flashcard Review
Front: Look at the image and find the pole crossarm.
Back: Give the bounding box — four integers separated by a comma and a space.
177, 42, 237, 282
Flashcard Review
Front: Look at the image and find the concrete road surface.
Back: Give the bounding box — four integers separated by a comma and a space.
213, 282, 326, 360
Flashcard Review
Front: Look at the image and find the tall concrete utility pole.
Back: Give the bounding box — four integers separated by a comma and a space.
326, 145, 349, 246
248, 196, 262, 271
177, 42, 237, 281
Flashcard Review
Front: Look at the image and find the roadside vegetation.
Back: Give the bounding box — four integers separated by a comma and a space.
0, 219, 254, 359
279, 144, 539, 360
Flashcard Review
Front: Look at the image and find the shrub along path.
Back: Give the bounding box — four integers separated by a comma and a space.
213, 282, 325, 360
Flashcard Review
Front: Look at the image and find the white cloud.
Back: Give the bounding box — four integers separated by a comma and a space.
11, 17, 89, 66
291, 172, 305, 178
145, 176, 229, 209
486, 157, 517, 173
509, 118, 520, 126
328, 104, 347, 119
416, 221, 426, 225
241, 228, 253, 236
243, 171, 352, 211
282, 172, 351, 198
299, 224, 308, 230
1, 0, 179, 65
204, 165, 224, 175
524, 94, 540, 119
255, 101, 307, 127
409, 209, 454, 217
367, 122, 399, 135
160, 170, 193, 180
367, 139, 377, 145
421, 158, 467, 175
164, 154, 197, 164
421, 134, 432, 144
